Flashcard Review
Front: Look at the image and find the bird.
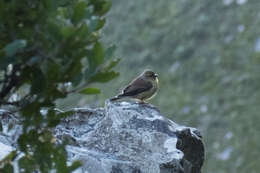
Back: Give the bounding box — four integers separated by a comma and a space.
110, 69, 159, 103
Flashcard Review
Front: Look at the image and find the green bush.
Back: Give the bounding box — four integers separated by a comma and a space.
0, 0, 119, 172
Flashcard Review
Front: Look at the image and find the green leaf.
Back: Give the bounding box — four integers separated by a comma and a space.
47, 19, 62, 41
61, 26, 75, 39
72, 1, 87, 24
89, 18, 105, 32
90, 71, 119, 83
0, 163, 13, 173
76, 24, 89, 38
96, 18, 106, 31
0, 151, 17, 165
93, 42, 104, 65
3, 39, 27, 57
90, 0, 112, 16
47, 110, 74, 127
104, 58, 120, 71
88, 42, 105, 71
18, 155, 36, 172
79, 87, 101, 95
99, 1, 112, 15
68, 161, 82, 172
47, 60, 61, 82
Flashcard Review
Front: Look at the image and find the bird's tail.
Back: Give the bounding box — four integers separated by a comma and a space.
110, 94, 124, 101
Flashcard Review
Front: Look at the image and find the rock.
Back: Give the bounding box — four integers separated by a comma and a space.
0, 101, 204, 173
55, 101, 204, 173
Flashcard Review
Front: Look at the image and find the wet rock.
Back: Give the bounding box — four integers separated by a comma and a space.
0, 101, 204, 173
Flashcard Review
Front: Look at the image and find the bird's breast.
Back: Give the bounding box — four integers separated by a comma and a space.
135, 79, 158, 100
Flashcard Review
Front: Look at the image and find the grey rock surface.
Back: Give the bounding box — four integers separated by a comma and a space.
0, 101, 204, 173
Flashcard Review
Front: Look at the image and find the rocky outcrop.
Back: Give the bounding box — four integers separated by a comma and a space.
0, 101, 204, 173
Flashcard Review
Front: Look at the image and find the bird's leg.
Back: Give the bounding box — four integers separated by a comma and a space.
139, 99, 147, 104
138, 99, 157, 109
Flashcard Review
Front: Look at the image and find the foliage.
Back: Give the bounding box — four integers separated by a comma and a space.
94, 0, 260, 173
0, 0, 118, 172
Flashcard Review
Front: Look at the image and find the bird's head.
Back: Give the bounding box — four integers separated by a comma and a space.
142, 69, 158, 80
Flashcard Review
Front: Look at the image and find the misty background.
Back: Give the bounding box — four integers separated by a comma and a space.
57, 0, 260, 172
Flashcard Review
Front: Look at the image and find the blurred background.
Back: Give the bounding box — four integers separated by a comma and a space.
58, 0, 260, 172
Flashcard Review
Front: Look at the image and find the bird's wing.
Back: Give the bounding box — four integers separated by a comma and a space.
122, 78, 153, 96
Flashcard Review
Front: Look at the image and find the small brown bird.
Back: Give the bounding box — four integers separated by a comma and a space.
110, 69, 159, 103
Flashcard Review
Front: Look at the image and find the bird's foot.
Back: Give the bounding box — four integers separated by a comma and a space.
138, 100, 158, 110
139, 100, 148, 104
